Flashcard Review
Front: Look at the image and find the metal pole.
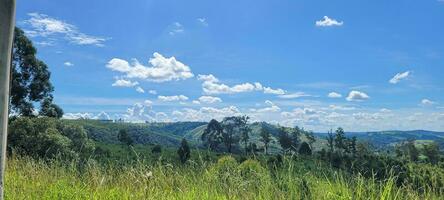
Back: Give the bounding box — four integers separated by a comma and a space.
0, 0, 16, 199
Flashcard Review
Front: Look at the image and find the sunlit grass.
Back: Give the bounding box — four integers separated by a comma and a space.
5, 155, 443, 200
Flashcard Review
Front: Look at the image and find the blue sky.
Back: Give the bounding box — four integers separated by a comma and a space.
16, 0, 444, 131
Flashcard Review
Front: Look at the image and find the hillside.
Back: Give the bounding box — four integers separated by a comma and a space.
64, 119, 444, 151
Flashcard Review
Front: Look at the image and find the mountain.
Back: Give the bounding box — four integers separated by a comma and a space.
65, 119, 444, 150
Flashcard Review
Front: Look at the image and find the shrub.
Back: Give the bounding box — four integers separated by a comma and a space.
151, 145, 162, 153
238, 159, 269, 185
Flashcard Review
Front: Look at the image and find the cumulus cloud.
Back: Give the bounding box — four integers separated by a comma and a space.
197, 74, 261, 94
329, 105, 356, 111
328, 92, 342, 98
278, 92, 311, 99
148, 90, 157, 95
389, 71, 410, 84
112, 79, 139, 87
316, 16, 343, 27
264, 87, 286, 95
63, 111, 110, 120
106, 52, 194, 82
172, 106, 241, 121
24, 13, 108, 46
421, 99, 436, 106
346, 91, 369, 101
158, 95, 189, 102
135, 86, 145, 93
198, 96, 222, 104
64, 61, 74, 66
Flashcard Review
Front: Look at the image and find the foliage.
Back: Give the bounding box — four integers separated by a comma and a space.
117, 129, 133, 146
260, 127, 273, 155
201, 119, 223, 150
299, 142, 312, 155
11, 27, 61, 116
177, 139, 191, 164
152, 144, 162, 153
7, 117, 95, 160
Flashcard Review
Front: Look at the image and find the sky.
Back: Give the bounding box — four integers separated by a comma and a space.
15, 0, 444, 132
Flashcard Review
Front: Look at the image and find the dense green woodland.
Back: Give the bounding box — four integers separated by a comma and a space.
5, 27, 444, 199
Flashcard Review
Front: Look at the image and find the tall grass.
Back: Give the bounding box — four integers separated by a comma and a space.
5, 155, 442, 200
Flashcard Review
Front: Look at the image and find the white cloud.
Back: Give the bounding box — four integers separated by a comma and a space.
198, 96, 222, 104
197, 74, 262, 94
169, 22, 184, 35
389, 71, 410, 84
421, 99, 436, 106
278, 92, 311, 99
346, 91, 369, 101
96, 111, 111, 120
250, 100, 281, 113
135, 86, 145, 93
158, 95, 189, 102
148, 90, 157, 95
64, 61, 74, 66
316, 16, 343, 27
144, 100, 153, 105
112, 79, 139, 87
197, 18, 208, 26
380, 108, 392, 113
24, 13, 108, 46
264, 87, 286, 95
63, 111, 110, 120
172, 106, 241, 121
192, 100, 201, 104
106, 52, 194, 82
328, 92, 342, 98
329, 105, 356, 111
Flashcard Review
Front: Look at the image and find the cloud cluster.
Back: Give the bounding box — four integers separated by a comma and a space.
107, 52, 194, 82
169, 22, 184, 36
346, 91, 369, 102
198, 96, 222, 104
24, 13, 108, 46
158, 95, 189, 102
316, 16, 343, 27
328, 92, 342, 98
112, 79, 139, 87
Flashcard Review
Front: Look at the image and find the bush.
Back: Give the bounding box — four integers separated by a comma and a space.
152, 145, 162, 153
238, 159, 269, 186
8, 117, 95, 160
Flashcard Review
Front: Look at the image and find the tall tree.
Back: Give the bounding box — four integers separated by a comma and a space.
278, 127, 293, 153
290, 126, 302, 151
299, 142, 312, 156
334, 127, 347, 153
238, 116, 250, 155
177, 138, 191, 164
11, 27, 61, 116
260, 127, 272, 155
39, 96, 63, 118
220, 116, 244, 153
422, 142, 440, 164
117, 129, 133, 146
305, 131, 316, 148
326, 129, 335, 153
201, 119, 223, 150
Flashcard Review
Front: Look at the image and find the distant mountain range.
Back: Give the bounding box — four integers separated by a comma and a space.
66, 120, 444, 151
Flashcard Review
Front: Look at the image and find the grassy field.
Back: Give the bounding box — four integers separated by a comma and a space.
5, 154, 443, 200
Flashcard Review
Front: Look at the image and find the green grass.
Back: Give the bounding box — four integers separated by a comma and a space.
5, 154, 443, 200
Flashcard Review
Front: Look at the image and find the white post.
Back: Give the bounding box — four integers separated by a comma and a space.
0, 0, 16, 199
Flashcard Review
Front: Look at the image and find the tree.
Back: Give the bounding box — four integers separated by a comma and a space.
260, 127, 272, 155
11, 27, 60, 116
290, 126, 302, 151
305, 131, 316, 147
238, 116, 250, 155
422, 142, 440, 164
299, 142, 312, 156
220, 116, 244, 153
117, 129, 133, 146
334, 127, 347, 153
201, 119, 223, 150
326, 129, 335, 153
177, 139, 191, 164
39, 97, 64, 118
278, 127, 293, 153
406, 140, 419, 162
